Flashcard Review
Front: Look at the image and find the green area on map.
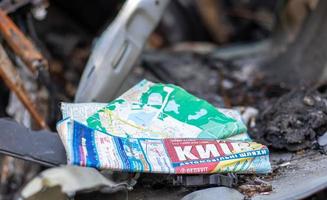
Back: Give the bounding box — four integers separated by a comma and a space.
86, 80, 247, 139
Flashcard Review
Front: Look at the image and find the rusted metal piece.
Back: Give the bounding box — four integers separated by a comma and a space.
0, 44, 47, 129
0, 8, 48, 75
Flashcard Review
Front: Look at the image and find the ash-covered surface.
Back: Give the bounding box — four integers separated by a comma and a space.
253, 89, 327, 151
253, 151, 327, 200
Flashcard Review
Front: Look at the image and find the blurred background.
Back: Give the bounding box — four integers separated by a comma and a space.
0, 0, 327, 199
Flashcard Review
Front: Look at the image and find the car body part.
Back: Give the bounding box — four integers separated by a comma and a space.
252, 151, 327, 199
75, 0, 170, 102
0, 118, 65, 166
173, 174, 238, 188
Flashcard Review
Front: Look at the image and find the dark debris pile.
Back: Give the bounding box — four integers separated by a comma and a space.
253, 88, 327, 151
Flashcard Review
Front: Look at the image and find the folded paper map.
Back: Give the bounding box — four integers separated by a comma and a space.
57, 80, 271, 174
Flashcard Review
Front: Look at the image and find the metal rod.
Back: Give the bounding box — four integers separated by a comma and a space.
0, 9, 48, 75
0, 44, 47, 129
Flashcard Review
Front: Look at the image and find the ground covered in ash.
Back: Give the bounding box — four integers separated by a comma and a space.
253, 88, 327, 151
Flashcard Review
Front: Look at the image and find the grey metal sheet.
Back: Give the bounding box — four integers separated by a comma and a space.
0, 118, 66, 166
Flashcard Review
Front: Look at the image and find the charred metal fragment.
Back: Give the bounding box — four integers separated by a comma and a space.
0, 44, 47, 129
0, 8, 48, 75
0, 7, 59, 126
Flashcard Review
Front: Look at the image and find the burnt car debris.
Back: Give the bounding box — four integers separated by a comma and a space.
0, 0, 327, 200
